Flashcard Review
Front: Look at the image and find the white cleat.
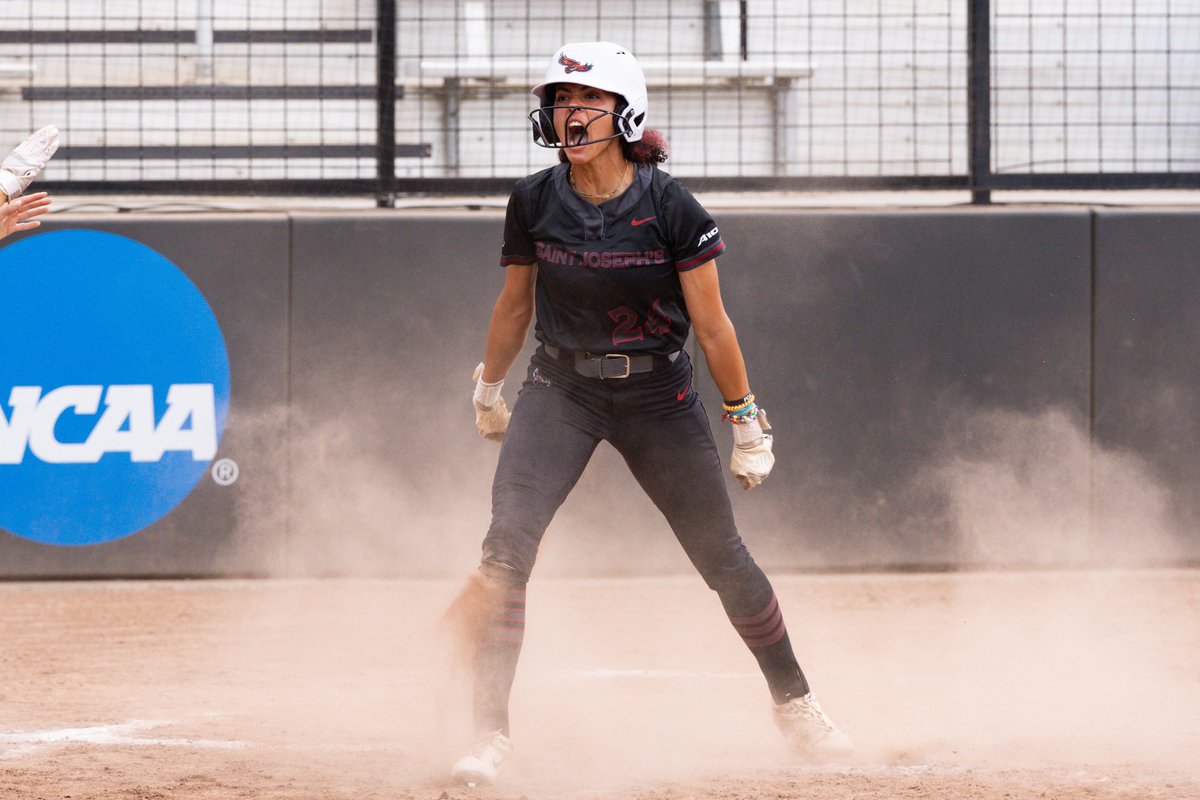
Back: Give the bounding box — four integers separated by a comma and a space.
450, 729, 512, 787
773, 693, 854, 760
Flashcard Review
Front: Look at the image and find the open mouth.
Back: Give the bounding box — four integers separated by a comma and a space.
566, 119, 588, 147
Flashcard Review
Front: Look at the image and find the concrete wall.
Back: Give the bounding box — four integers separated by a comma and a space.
1, 206, 1196, 578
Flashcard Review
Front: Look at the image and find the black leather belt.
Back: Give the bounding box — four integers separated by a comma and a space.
544, 345, 680, 380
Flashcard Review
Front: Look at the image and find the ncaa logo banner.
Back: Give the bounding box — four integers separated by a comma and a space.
0, 230, 231, 546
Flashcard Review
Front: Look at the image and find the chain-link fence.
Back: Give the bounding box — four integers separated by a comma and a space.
0, 1, 1196, 199
1, 0, 380, 186
993, 1, 1200, 176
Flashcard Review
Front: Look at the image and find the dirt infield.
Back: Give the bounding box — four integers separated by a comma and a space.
2, 570, 1197, 799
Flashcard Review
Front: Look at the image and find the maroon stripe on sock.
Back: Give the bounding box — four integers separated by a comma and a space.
491, 589, 526, 633
735, 606, 783, 638
483, 586, 528, 642
728, 594, 779, 627
728, 594, 788, 649
741, 616, 787, 649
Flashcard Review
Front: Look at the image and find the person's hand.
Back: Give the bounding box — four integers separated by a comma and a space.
730, 409, 774, 490
0, 192, 52, 241
0, 126, 61, 200
472, 362, 510, 442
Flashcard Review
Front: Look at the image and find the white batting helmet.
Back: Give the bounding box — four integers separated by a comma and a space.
528, 41, 649, 147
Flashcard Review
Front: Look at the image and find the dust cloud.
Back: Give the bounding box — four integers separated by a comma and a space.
195, 400, 1197, 796
222, 405, 495, 578
188, 570, 1197, 795
920, 405, 1182, 567
224, 391, 1191, 580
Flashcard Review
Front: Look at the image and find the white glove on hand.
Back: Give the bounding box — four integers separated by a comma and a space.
730, 409, 774, 490
0, 126, 61, 199
472, 362, 510, 442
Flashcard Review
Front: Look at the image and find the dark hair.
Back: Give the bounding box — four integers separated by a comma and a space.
623, 128, 669, 164
557, 127, 670, 165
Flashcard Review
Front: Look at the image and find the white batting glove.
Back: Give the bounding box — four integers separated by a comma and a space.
730, 409, 774, 490
472, 362, 510, 443
0, 126, 61, 199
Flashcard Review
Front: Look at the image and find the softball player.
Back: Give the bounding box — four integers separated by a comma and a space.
0, 126, 60, 241
450, 42, 850, 786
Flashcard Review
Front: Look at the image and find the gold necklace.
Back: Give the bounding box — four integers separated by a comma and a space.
569, 163, 631, 201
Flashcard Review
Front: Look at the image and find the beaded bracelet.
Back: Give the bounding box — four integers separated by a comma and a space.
722, 392, 755, 413
722, 403, 760, 424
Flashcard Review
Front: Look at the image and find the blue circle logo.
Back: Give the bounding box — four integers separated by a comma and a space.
0, 230, 231, 546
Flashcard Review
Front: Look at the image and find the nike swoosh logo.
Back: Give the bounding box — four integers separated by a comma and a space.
676, 384, 690, 401
631, 216, 657, 227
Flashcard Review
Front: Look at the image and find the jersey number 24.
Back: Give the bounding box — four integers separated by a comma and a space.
608, 299, 670, 346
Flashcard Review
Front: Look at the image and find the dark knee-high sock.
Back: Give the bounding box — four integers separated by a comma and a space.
473, 564, 527, 736
719, 567, 810, 704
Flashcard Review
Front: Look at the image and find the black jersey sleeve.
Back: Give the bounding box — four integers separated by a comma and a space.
500, 180, 537, 267
659, 175, 726, 272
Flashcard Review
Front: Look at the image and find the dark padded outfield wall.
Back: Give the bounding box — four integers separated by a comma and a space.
287, 209, 1095, 576
0, 216, 290, 578
712, 210, 1093, 569
286, 212, 517, 577
1094, 210, 1200, 562
3, 207, 1195, 578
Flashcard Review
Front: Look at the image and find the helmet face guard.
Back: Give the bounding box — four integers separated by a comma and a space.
529, 42, 649, 148
528, 104, 638, 149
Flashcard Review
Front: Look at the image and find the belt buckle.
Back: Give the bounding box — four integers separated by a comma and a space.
600, 353, 632, 380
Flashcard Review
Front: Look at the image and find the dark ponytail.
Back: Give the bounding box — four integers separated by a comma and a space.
622, 128, 669, 164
